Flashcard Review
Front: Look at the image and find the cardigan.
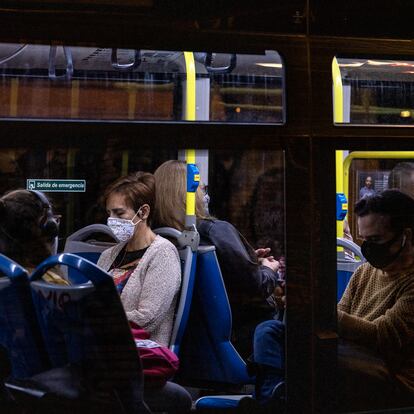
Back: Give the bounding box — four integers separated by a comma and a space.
97, 235, 181, 346
338, 262, 414, 392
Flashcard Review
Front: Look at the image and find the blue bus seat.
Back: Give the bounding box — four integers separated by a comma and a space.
154, 227, 197, 357
7, 253, 150, 413
0, 254, 49, 379
63, 224, 117, 283
195, 394, 250, 410
337, 237, 365, 302
177, 245, 252, 387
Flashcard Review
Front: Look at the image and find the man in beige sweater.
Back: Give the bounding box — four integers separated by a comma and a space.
245, 190, 414, 412
337, 189, 414, 411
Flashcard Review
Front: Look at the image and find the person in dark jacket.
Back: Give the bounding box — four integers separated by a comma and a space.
153, 160, 281, 357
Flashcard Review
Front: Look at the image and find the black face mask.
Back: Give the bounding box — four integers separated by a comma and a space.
361, 232, 406, 269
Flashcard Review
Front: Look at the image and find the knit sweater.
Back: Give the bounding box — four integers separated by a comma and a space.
97, 235, 181, 346
338, 262, 414, 392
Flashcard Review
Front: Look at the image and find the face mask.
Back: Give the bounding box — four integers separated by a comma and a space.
361, 232, 406, 269
203, 192, 210, 215
107, 208, 143, 242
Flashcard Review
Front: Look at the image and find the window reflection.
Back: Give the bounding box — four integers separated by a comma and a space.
334, 57, 414, 125
0, 45, 284, 124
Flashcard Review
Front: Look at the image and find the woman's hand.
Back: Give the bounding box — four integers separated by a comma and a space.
255, 247, 271, 258
261, 256, 280, 273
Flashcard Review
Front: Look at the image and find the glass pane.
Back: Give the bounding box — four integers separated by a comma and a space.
336, 150, 414, 412
0, 144, 286, 389
0, 44, 284, 124
199, 51, 284, 123
333, 57, 414, 125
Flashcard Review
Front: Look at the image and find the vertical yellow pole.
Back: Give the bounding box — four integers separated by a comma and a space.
183, 52, 198, 223
332, 57, 343, 125
183, 52, 196, 121
336, 150, 344, 240
185, 149, 196, 217
333, 58, 344, 239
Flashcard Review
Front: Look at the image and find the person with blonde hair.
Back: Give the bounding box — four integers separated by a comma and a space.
154, 160, 281, 357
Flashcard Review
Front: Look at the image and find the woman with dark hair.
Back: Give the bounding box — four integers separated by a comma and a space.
97, 172, 181, 346
0, 189, 66, 284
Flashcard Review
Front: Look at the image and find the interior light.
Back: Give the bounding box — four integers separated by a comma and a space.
256, 63, 283, 68
338, 62, 364, 68
400, 110, 411, 118
367, 60, 397, 66
389, 62, 414, 67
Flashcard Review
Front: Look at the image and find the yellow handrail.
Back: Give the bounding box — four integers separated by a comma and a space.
186, 149, 197, 217
332, 57, 343, 124
333, 57, 345, 239
184, 51, 196, 122
343, 151, 414, 202
183, 52, 198, 222
336, 150, 345, 240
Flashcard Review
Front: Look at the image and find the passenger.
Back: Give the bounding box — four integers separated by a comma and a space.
359, 175, 376, 200
97, 172, 181, 347
247, 190, 414, 412
153, 160, 281, 357
388, 161, 414, 198
0, 189, 67, 284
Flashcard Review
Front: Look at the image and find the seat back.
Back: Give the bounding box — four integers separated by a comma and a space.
0, 254, 49, 378
178, 246, 251, 386
30, 253, 148, 411
153, 227, 197, 356
337, 237, 366, 301
63, 224, 117, 283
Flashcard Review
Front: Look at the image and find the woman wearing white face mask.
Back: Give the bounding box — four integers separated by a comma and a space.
97, 172, 181, 346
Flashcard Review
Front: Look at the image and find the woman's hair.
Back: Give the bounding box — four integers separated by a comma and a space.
153, 160, 207, 230
103, 172, 156, 226
0, 189, 55, 267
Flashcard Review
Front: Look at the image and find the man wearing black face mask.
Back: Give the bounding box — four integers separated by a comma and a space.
337, 190, 414, 411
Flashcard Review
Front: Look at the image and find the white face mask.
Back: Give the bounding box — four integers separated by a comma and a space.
107, 208, 143, 242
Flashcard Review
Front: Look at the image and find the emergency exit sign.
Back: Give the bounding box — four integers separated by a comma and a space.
27, 179, 86, 192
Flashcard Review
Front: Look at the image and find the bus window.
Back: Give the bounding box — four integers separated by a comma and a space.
201, 51, 285, 123
340, 151, 414, 242
0, 145, 286, 398
333, 57, 414, 125
336, 150, 414, 412
0, 41, 286, 408
0, 44, 284, 124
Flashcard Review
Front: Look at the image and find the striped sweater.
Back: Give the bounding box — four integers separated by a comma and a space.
338, 262, 414, 392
